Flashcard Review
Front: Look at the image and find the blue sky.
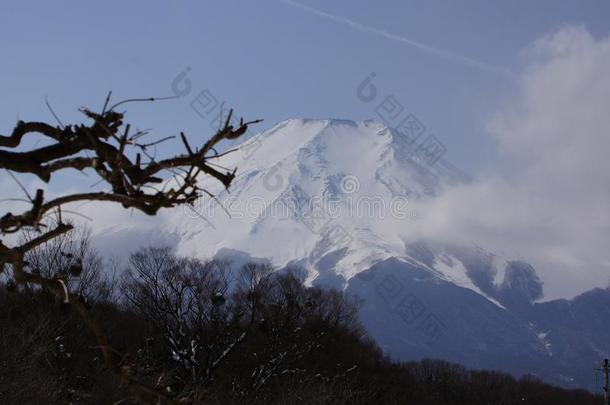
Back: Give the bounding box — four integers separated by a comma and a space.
1, 0, 608, 173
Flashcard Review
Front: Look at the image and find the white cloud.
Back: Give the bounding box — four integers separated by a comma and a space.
415, 26, 610, 299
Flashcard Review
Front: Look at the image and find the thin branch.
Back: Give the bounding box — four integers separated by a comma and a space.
45, 95, 65, 129
101, 90, 113, 115
107, 95, 180, 112
5, 169, 33, 202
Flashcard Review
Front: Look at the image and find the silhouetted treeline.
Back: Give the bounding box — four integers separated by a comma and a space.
0, 241, 601, 404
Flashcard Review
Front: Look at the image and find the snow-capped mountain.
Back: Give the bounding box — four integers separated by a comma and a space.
165, 118, 476, 288
93, 118, 609, 391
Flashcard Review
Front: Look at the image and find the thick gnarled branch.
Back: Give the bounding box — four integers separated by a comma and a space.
0, 94, 262, 403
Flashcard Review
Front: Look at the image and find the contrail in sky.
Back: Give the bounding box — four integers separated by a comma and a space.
280, 0, 512, 78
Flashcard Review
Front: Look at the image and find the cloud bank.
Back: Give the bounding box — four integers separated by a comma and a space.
415, 26, 610, 298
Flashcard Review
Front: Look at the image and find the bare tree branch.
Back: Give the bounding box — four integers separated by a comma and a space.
0, 94, 262, 403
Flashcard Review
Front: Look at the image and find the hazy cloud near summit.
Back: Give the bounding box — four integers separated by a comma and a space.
414, 26, 610, 299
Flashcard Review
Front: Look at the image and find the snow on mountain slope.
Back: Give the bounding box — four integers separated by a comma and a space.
155, 118, 502, 297
95, 118, 506, 303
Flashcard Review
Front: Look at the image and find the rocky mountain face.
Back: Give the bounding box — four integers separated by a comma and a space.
347, 250, 610, 390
